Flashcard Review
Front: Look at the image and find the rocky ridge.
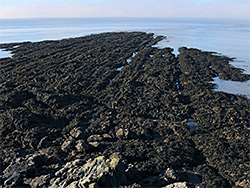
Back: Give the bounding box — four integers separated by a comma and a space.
0, 32, 249, 187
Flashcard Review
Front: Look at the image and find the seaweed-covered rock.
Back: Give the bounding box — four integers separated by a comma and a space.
49, 153, 127, 188
0, 32, 249, 187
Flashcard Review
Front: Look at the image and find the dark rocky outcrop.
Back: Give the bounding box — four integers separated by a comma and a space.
0, 32, 249, 187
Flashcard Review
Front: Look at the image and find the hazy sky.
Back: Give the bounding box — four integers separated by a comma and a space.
0, 0, 249, 19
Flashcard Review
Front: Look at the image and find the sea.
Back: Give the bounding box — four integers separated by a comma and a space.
0, 18, 249, 98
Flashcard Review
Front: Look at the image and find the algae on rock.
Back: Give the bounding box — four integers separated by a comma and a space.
49, 153, 127, 188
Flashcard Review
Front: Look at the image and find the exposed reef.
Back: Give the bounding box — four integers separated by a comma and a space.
0, 32, 249, 187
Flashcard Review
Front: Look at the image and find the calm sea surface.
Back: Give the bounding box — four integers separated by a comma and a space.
0, 18, 249, 97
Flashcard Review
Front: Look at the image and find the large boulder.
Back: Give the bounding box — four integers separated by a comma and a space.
49, 153, 127, 187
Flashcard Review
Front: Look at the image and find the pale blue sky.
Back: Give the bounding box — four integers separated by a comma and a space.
0, 0, 249, 19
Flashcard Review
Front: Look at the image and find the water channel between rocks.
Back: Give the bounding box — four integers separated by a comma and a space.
153, 38, 250, 99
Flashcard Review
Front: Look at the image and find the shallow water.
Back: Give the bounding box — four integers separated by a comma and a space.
211, 77, 250, 99
116, 66, 124, 71
0, 18, 249, 97
186, 118, 198, 131
126, 59, 131, 64
0, 49, 12, 58
153, 39, 250, 99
